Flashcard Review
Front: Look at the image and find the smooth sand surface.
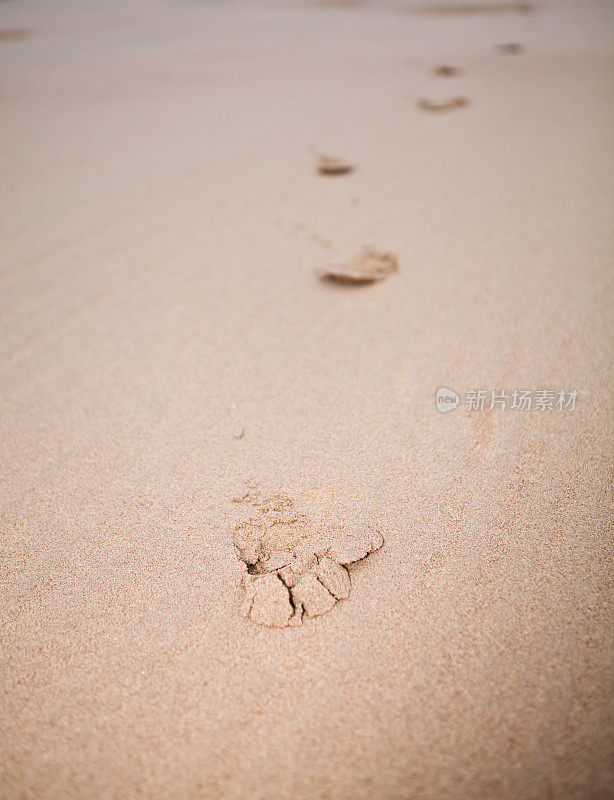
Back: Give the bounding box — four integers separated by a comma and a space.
1, 0, 613, 797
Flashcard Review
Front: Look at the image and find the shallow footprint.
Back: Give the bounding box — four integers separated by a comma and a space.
317, 247, 399, 284
417, 97, 469, 113
433, 64, 462, 76
415, 2, 533, 15
316, 153, 355, 176
495, 42, 524, 54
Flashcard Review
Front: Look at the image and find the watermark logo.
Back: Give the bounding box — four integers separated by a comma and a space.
436, 387, 460, 413
436, 388, 578, 412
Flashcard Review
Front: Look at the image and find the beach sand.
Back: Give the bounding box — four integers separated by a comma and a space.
1, 0, 613, 797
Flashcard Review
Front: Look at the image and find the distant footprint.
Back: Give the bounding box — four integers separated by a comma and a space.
0, 29, 30, 42
495, 42, 525, 54
415, 2, 534, 15
417, 97, 469, 113
433, 64, 462, 76
317, 246, 399, 284
231, 488, 384, 627
315, 153, 355, 176
310, 0, 367, 7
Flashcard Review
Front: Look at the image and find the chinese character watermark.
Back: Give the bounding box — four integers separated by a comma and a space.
436, 388, 578, 413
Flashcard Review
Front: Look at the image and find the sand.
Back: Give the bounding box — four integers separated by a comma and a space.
1, 0, 613, 797
233, 489, 383, 626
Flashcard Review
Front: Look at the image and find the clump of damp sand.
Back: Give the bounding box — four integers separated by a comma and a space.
231, 488, 384, 627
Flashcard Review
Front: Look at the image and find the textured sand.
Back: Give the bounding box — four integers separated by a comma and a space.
1, 0, 613, 798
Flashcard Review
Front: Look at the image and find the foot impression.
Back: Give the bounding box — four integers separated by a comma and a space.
232, 489, 384, 627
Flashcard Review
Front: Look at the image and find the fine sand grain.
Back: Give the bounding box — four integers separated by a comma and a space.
1, 0, 613, 798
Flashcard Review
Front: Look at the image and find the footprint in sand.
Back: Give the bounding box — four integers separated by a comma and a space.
495, 42, 524, 55
416, 2, 533, 15
417, 97, 469, 113
317, 246, 399, 284
231, 488, 384, 627
0, 29, 31, 43
433, 64, 462, 77
316, 153, 355, 176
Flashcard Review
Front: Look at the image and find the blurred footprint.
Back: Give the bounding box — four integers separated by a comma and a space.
0, 29, 30, 42
317, 247, 399, 284
417, 97, 469, 113
316, 153, 355, 176
433, 64, 462, 76
413, 2, 534, 15
495, 42, 525, 54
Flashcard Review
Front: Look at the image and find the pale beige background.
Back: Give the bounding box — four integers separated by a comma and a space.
1, 1, 613, 798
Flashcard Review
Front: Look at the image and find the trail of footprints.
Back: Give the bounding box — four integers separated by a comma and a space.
231, 18, 528, 626
232, 489, 383, 627
309, 36, 525, 278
